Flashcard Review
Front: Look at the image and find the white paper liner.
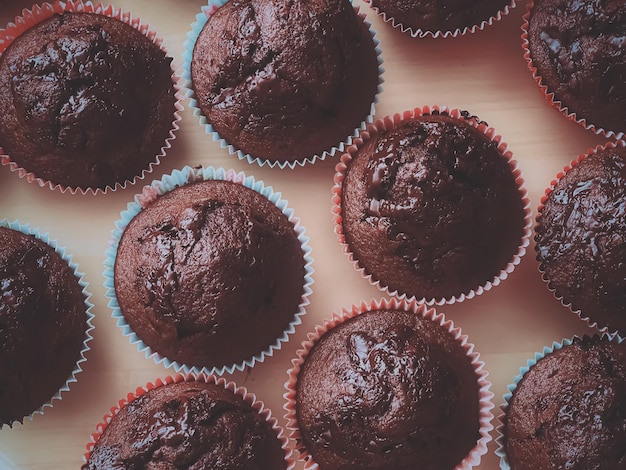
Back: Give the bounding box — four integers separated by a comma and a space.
103, 165, 314, 376
0, 219, 95, 429
495, 332, 624, 469
331, 105, 533, 306
535, 140, 626, 337
82, 373, 295, 469
0, 0, 184, 194
284, 297, 494, 469
181, 0, 384, 169
521, 0, 624, 140
364, 0, 516, 38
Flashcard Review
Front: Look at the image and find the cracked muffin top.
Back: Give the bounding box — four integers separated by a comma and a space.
82, 380, 288, 469
0, 11, 176, 190
190, 0, 379, 163
114, 179, 306, 370
295, 308, 480, 469
527, 0, 626, 135
340, 111, 526, 301
502, 336, 626, 470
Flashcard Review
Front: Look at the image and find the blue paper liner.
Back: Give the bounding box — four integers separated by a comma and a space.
0, 219, 95, 429
181, 0, 384, 169
495, 332, 624, 469
103, 165, 315, 376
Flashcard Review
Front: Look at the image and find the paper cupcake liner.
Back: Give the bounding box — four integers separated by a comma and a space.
494, 332, 624, 469
0, 0, 184, 195
181, 0, 384, 169
82, 373, 295, 469
103, 165, 314, 376
331, 105, 532, 306
284, 297, 495, 469
534, 139, 626, 337
365, 0, 516, 38
0, 218, 95, 429
521, 1, 623, 140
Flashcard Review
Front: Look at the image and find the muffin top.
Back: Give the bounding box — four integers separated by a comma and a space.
296, 309, 480, 469
341, 112, 526, 300
503, 336, 626, 470
369, 0, 511, 33
527, 0, 626, 134
191, 0, 379, 162
83, 380, 288, 469
536, 145, 626, 336
0, 11, 176, 190
0, 226, 87, 426
114, 179, 305, 370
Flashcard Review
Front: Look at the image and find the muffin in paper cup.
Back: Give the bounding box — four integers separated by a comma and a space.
103, 165, 314, 376
0, 0, 183, 194
521, 0, 626, 140
0, 219, 94, 429
495, 333, 626, 469
364, 0, 516, 38
182, 0, 383, 169
82, 373, 295, 469
284, 297, 494, 469
535, 140, 626, 338
332, 105, 532, 306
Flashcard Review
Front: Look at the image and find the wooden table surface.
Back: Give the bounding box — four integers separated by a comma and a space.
0, 0, 612, 468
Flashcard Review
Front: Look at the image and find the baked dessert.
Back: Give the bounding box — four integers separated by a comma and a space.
525, 0, 626, 135
535, 143, 626, 336
83, 379, 288, 469
368, 0, 511, 35
0, 11, 177, 190
190, 0, 379, 163
295, 308, 481, 469
0, 226, 88, 427
339, 110, 527, 301
502, 335, 626, 469
114, 179, 306, 370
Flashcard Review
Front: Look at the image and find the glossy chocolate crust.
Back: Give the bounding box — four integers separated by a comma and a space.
527, 0, 626, 134
191, 0, 379, 162
503, 336, 626, 470
0, 12, 176, 189
83, 380, 287, 469
341, 112, 525, 300
296, 309, 480, 469
114, 180, 305, 369
370, 0, 510, 33
0, 227, 87, 426
536, 146, 626, 336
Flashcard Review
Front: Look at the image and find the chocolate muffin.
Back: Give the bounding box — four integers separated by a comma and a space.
368, 0, 511, 35
190, 0, 379, 163
83, 379, 288, 469
295, 308, 481, 469
0, 11, 177, 190
535, 144, 626, 336
0, 226, 88, 427
502, 336, 626, 470
526, 0, 626, 135
339, 110, 527, 301
114, 179, 306, 370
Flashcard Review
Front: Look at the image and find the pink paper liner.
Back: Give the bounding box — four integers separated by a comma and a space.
494, 332, 624, 469
0, 0, 184, 195
182, 1, 383, 169
82, 373, 295, 468
331, 105, 532, 306
535, 139, 626, 337
364, 0, 516, 38
283, 297, 495, 470
0, 219, 95, 429
521, 1, 623, 140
